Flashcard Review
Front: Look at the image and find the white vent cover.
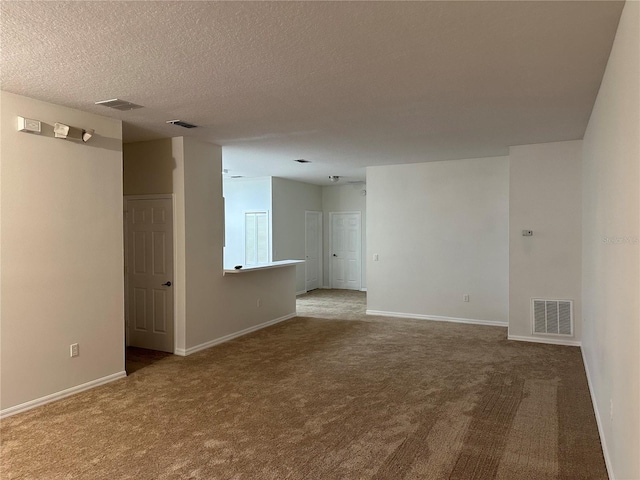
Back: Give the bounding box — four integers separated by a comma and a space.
532, 299, 573, 336
95, 99, 143, 111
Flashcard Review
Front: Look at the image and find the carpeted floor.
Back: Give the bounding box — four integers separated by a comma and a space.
1, 290, 606, 479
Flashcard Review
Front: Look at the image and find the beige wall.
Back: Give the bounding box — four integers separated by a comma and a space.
508, 141, 583, 344
123, 137, 188, 350
124, 138, 297, 354
366, 157, 509, 323
123, 139, 176, 195
581, 1, 640, 478
181, 139, 297, 350
322, 184, 367, 289
1, 92, 125, 411
271, 177, 322, 294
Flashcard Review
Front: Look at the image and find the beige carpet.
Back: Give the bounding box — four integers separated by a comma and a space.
1, 290, 606, 479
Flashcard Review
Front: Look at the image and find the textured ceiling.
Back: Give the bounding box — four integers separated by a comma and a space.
1, 1, 624, 185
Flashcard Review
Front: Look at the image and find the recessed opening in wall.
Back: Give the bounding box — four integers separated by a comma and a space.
222, 177, 273, 269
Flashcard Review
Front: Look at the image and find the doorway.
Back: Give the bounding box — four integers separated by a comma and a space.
305, 211, 323, 291
124, 195, 175, 353
329, 211, 362, 290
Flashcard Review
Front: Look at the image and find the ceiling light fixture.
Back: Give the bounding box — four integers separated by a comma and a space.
329, 176, 340, 183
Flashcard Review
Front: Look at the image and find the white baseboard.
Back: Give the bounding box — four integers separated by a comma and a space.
175, 312, 297, 356
581, 347, 615, 480
365, 310, 507, 327
360, 288, 367, 292
0, 371, 127, 419
507, 334, 581, 347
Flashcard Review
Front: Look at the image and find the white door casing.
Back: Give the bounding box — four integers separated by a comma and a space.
330, 212, 362, 290
305, 211, 323, 291
124, 196, 175, 353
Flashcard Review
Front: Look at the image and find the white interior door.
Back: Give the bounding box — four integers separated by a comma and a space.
330, 212, 361, 290
125, 196, 174, 353
305, 211, 322, 291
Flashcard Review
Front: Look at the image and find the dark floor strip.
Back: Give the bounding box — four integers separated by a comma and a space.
448, 375, 525, 480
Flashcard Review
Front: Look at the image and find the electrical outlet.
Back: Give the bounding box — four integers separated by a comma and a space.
463, 294, 470, 302
257, 298, 262, 307
373, 254, 379, 261
70, 343, 79, 357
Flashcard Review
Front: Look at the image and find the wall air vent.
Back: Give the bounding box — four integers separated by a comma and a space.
95, 99, 143, 111
532, 299, 573, 336
166, 120, 198, 129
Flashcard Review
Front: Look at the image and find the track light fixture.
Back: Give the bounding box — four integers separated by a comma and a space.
53, 123, 70, 139
82, 129, 94, 142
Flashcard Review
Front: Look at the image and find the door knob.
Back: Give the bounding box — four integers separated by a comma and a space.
162, 281, 172, 287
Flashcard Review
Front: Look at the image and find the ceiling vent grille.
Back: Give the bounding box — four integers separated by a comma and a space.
166, 120, 198, 129
532, 299, 573, 336
95, 99, 143, 111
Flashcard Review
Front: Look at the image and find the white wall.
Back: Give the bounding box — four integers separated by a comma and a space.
508, 141, 583, 344
581, 1, 639, 478
223, 177, 272, 269
271, 177, 322, 294
1, 92, 125, 412
322, 183, 367, 289
366, 157, 509, 323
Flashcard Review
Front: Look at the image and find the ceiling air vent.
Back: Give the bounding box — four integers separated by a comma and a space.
95, 99, 143, 111
166, 120, 198, 129
532, 299, 573, 336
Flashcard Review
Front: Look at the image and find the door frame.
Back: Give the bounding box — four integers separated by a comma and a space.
123, 194, 177, 353
329, 211, 362, 290
305, 211, 323, 292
